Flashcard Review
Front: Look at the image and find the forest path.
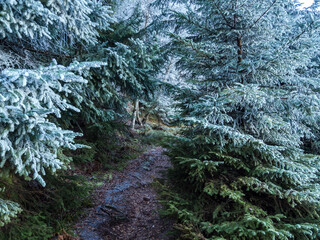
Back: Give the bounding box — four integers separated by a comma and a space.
74, 146, 173, 240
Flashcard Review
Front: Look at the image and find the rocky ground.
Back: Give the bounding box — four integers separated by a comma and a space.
74, 146, 173, 240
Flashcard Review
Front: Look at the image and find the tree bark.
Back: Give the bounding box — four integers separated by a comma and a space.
237, 34, 244, 83
237, 36, 243, 64
131, 99, 141, 129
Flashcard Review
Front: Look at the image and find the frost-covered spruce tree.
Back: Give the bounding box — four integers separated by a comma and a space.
0, 0, 114, 54
158, 0, 320, 239
73, 4, 162, 125
0, 61, 105, 225
0, 0, 162, 226
0, 0, 161, 128
0, 0, 115, 226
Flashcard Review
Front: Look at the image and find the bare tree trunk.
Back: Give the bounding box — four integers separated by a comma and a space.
131, 99, 141, 130
132, 2, 152, 130
136, 103, 142, 126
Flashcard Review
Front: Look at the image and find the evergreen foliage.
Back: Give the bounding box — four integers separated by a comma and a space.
155, 0, 320, 239
0, 0, 162, 230
74, 6, 162, 125
0, 173, 91, 240
4, 0, 320, 239
0, 198, 21, 227
0, 60, 104, 226
66, 122, 145, 170
0, 0, 114, 52
0, 61, 106, 185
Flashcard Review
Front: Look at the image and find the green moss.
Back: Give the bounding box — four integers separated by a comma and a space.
140, 125, 179, 148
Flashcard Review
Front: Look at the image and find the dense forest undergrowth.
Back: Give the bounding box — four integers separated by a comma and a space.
1, 0, 320, 239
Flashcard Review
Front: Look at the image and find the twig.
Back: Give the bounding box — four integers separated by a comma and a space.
248, 0, 278, 30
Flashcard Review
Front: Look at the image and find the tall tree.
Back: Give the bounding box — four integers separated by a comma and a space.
0, 0, 114, 226
158, 0, 320, 239
77, 4, 162, 127
0, 0, 163, 227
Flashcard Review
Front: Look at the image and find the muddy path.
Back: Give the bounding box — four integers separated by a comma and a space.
74, 146, 173, 240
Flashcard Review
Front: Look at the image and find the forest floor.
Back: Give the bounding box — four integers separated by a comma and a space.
73, 146, 173, 240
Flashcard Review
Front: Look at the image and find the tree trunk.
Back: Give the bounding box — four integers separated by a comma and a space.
131, 99, 141, 130
237, 34, 244, 83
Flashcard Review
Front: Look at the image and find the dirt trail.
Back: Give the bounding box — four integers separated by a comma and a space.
74, 146, 173, 240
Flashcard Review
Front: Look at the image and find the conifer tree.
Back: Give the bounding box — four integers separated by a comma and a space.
0, 0, 163, 227
73, 4, 162, 126
157, 0, 320, 239
0, 0, 114, 54
0, 0, 114, 226
0, 60, 107, 225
